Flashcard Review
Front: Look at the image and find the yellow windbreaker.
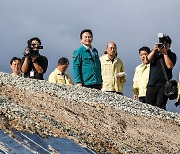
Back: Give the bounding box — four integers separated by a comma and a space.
100, 54, 126, 93
48, 68, 73, 85
132, 63, 150, 97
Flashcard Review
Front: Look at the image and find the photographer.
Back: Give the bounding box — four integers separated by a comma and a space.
21, 37, 48, 80
146, 34, 176, 110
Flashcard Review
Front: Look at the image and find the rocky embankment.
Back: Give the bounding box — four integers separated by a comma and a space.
0, 72, 180, 153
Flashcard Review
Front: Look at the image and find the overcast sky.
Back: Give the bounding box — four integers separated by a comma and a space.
0, 0, 179, 112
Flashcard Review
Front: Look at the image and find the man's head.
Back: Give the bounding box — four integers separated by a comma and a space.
106, 42, 117, 60
10, 57, 21, 75
57, 57, 69, 73
164, 35, 172, 49
27, 37, 43, 57
139, 46, 150, 64
27, 37, 42, 50
158, 34, 172, 50
80, 29, 93, 47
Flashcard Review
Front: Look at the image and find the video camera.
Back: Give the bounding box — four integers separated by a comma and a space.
157, 33, 171, 49
24, 45, 43, 57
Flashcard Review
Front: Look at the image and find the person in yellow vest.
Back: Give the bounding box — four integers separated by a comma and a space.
132, 46, 150, 103
48, 57, 73, 85
100, 42, 126, 95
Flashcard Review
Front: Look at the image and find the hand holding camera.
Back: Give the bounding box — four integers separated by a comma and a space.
24, 49, 30, 57
153, 33, 170, 55
24, 45, 43, 58
159, 46, 167, 55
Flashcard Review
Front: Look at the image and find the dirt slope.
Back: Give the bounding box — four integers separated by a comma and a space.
0, 76, 180, 153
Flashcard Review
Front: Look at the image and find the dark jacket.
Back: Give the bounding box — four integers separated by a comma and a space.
73, 45, 102, 85
21, 54, 48, 80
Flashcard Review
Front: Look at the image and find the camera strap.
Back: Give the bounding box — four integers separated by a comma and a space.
160, 57, 169, 81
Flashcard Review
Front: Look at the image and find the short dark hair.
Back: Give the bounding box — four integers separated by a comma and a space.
164, 35, 172, 44
27, 37, 41, 47
80, 29, 93, 39
10, 57, 21, 65
139, 46, 151, 54
58, 57, 69, 65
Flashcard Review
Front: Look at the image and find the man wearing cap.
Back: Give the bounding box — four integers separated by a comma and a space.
146, 34, 176, 110
48, 57, 73, 85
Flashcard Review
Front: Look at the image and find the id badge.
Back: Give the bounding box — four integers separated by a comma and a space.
30, 70, 34, 77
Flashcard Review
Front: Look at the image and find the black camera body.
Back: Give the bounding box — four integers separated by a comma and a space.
157, 33, 169, 49
24, 45, 43, 57
31, 45, 43, 50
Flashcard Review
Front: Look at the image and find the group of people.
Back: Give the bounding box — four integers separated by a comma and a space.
9, 29, 180, 110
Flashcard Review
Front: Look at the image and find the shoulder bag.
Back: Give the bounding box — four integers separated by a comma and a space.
160, 57, 178, 100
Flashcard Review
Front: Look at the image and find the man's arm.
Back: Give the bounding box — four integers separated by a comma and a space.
132, 67, 139, 100
32, 57, 44, 74
33, 56, 48, 74
159, 47, 174, 69
48, 72, 56, 83
21, 57, 29, 73
73, 51, 83, 86
118, 61, 126, 83
147, 44, 158, 63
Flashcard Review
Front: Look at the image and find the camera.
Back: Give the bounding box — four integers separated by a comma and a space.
157, 33, 170, 49
31, 44, 43, 50
24, 45, 43, 57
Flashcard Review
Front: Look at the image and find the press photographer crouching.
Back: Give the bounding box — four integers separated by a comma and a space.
146, 33, 177, 110
21, 37, 48, 80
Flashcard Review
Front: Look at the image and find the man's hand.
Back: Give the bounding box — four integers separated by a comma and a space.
31, 56, 38, 63
76, 83, 82, 86
153, 43, 159, 52
158, 46, 167, 55
24, 50, 30, 57
176, 95, 180, 103
133, 94, 138, 100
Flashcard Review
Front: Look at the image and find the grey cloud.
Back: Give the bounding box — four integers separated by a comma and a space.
0, 0, 179, 112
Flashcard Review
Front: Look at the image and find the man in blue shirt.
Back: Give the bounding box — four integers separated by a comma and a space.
73, 29, 102, 90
